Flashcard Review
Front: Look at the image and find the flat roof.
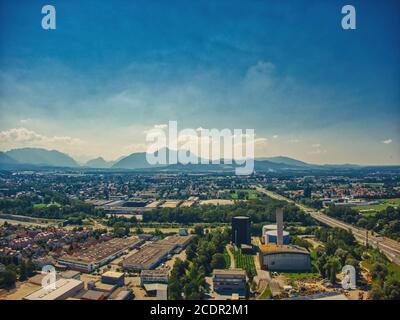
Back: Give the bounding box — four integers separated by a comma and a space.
213, 269, 246, 276
59, 236, 142, 265
102, 271, 124, 278
24, 278, 83, 300
259, 244, 309, 255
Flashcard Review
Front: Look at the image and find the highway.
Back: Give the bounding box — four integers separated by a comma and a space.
255, 186, 400, 265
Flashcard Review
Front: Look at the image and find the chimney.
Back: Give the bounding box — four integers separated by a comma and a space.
276, 208, 284, 245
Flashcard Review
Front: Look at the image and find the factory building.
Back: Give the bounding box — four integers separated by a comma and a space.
231, 216, 251, 246
259, 244, 311, 272
213, 269, 247, 298
140, 269, 169, 286
258, 208, 310, 272
23, 278, 84, 300
57, 236, 144, 272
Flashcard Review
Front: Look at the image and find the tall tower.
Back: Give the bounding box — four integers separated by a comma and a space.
231, 216, 251, 246
276, 208, 284, 246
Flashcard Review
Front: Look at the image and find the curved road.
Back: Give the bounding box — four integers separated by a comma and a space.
255, 186, 400, 265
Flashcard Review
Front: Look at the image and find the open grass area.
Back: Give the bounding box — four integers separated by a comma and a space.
353, 198, 400, 213
228, 189, 259, 201
33, 202, 61, 209
258, 286, 272, 300
281, 272, 320, 280
229, 247, 256, 278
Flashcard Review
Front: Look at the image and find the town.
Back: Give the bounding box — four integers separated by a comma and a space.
0, 168, 399, 300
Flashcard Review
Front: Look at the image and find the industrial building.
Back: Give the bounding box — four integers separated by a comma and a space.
258, 208, 310, 271
57, 236, 144, 272
101, 271, 125, 286
212, 269, 247, 298
140, 269, 169, 286
231, 216, 251, 246
23, 278, 84, 300
264, 230, 290, 245
259, 244, 311, 272
123, 235, 193, 271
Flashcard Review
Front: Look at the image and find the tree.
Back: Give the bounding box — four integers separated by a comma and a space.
211, 253, 226, 270
370, 263, 388, 283
383, 279, 400, 300
0, 268, 17, 288
194, 225, 204, 236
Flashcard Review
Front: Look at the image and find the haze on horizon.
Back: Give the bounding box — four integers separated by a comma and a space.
0, 0, 399, 165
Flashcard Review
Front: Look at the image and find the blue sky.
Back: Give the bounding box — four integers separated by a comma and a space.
0, 0, 399, 164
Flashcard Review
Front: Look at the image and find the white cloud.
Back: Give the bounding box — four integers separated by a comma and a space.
382, 139, 392, 144
0, 127, 84, 151
312, 143, 321, 148
154, 124, 168, 129
272, 135, 278, 139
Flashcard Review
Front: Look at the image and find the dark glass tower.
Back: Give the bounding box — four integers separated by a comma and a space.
231, 216, 251, 246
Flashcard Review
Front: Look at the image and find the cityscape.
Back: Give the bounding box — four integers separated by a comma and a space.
0, 0, 400, 308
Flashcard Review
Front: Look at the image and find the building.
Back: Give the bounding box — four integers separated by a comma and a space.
57, 236, 143, 272
122, 243, 172, 271
101, 271, 125, 286
59, 270, 81, 280
259, 244, 311, 272
23, 278, 84, 300
231, 216, 251, 246
264, 230, 290, 245
212, 269, 247, 298
140, 269, 169, 286
123, 235, 193, 271
81, 290, 105, 300
143, 283, 168, 300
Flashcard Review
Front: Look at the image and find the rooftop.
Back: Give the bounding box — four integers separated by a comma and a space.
259, 244, 309, 255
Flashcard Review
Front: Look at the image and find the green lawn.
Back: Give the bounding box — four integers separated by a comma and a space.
228, 189, 259, 201
353, 198, 400, 213
33, 202, 61, 209
258, 286, 272, 300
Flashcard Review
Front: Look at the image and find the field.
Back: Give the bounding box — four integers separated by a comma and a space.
354, 198, 400, 213
229, 247, 256, 278
33, 202, 61, 209
229, 189, 259, 200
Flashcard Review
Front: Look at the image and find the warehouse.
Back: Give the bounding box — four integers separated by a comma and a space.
140, 269, 169, 286
57, 236, 143, 272
123, 235, 194, 271
122, 243, 173, 271
23, 278, 84, 300
259, 244, 311, 272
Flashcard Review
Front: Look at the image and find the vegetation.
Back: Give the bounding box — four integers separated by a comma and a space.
229, 247, 256, 279
326, 206, 400, 241
0, 256, 35, 289
168, 228, 231, 300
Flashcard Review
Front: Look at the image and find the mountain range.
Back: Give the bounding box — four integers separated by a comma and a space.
0, 147, 394, 172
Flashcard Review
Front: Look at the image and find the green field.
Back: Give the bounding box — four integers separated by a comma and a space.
33, 202, 62, 209
229, 189, 259, 200
353, 198, 400, 213
230, 247, 256, 278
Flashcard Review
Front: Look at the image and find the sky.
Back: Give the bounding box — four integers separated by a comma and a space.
0, 0, 399, 164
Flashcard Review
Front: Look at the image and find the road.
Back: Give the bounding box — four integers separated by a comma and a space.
255, 186, 400, 265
